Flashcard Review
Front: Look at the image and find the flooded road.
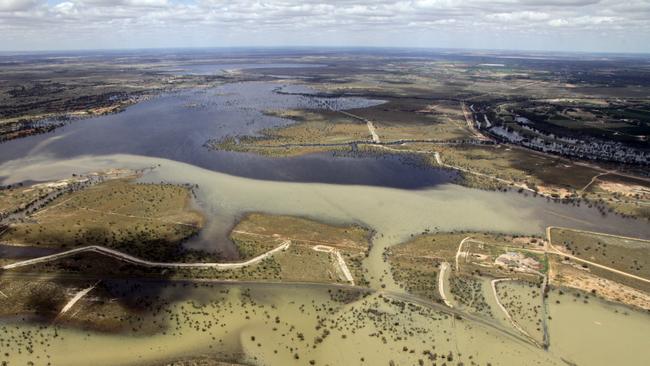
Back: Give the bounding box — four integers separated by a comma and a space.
2, 154, 649, 285
0, 78, 649, 366
1, 281, 647, 366
0, 282, 562, 366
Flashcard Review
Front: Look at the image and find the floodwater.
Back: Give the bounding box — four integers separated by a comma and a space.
2, 153, 649, 283
1, 82, 455, 188
547, 289, 650, 366
1, 281, 647, 366
1, 77, 649, 365
0, 282, 562, 366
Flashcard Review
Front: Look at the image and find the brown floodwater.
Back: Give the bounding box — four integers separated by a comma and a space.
1, 145, 649, 365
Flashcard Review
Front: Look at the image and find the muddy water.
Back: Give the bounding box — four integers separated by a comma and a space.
1, 156, 650, 365
547, 289, 650, 366
493, 280, 546, 346
2, 153, 649, 288
0, 282, 562, 366
2, 281, 646, 366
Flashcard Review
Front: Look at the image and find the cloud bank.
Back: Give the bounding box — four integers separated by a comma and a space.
0, 0, 648, 52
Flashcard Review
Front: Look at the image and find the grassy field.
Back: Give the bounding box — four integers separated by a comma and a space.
495, 280, 546, 345
388, 232, 499, 302
549, 255, 650, 310
388, 232, 546, 304
550, 228, 650, 279
213, 109, 368, 156
1, 179, 203, 261
449, 274, 493, 317
231, 213, 370, 251
0, 184, 45, 216
229, 213, 372, 285
583, 174, 650, 219
347, 98, 472, 141
0, 177, 91, 218
434, 145, 600, 192
0, 213, 374, 330
213, 97, 473, 157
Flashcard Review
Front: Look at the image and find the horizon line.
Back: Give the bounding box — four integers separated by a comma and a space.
1, 45, 649, 58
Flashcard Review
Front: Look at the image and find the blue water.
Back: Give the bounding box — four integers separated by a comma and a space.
0, 81, 455, 188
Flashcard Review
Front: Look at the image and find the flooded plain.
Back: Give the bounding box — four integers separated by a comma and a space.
1, 78, 650, 365
1, 82, 454, 188
2, 153, 649, 283
1, 281, 648, 366
0, 282, 560, 366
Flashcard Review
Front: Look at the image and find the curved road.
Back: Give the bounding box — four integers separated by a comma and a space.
1, 240, 290, 270
546, 226, 650, 284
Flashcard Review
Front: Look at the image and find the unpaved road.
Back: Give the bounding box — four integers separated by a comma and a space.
438, 262, 453, 308
313, 244, 355, 285
2, 240, 291, 270
455, 236, 480, 271
490, 278, 542, 347
58, 280, 100, 317
337, 110, 380, 143
546, 226, 650, 284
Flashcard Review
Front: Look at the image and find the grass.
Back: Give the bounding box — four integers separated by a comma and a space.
2, 213, 371, 286
213, 109, 368, 156
213, 98, 472, 157
551, 228, 650, 279
229, 213, 372, 285
548, 255, 650, 309
230, 213, 370, 252
435, 144, 599, 193
1, 179, 204, 261
388, 232, 546, 302
389, 254, 440, 302
495, 280, 545, 345
0, 184, 45, 216
347, 99, 472, 141
583, 174, 650, 219
449, 274, 492, 317
387, 232, 485, 302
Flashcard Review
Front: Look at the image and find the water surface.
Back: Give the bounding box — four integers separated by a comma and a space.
0, 82, 459, 188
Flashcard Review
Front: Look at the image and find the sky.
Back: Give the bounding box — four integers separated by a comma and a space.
0, 0, 649, 53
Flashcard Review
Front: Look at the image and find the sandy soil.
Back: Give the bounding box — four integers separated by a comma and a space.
551, 261, 650, 310
598, 181, 650, 198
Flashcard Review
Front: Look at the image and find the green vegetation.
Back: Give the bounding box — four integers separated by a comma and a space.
1, 179, 203, 261
551, 228, 650, 279
495, 280, 546, 346
230, 213, 372, 285
582, 175, 650, 219
387, 232, 544, 303
449, 275, 493, 317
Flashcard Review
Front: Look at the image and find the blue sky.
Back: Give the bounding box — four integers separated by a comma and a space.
0, 0, 648, 53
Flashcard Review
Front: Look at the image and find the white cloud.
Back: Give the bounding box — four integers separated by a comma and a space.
0, 0, 647, 52
0, 0, 43, 12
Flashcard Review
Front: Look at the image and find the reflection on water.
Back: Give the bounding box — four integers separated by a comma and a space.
0, 82, 459, 188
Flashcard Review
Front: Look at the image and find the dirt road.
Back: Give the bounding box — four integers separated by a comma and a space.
313, 244, 355, 285
2, 240, 291, 270
438, 262, 453, 307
